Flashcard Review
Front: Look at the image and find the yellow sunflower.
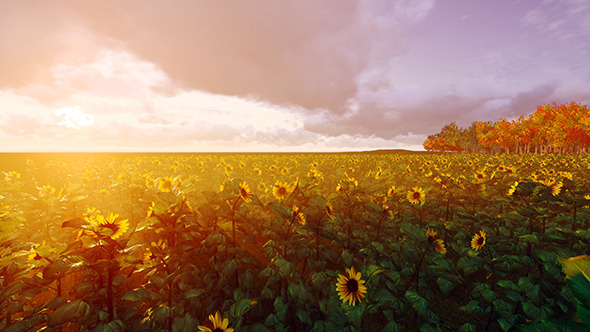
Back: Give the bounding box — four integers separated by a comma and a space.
157, 176, 175, 192
407, 187, 426, 205
88, 212, 129, 239
325, 201, 335, 220
425, 228, 446, 255
541, 178, 563, 196
335, 266, 367, 305
387, 185, 396, 197
471, 230, 486, 250
198, 311, 234, 332
272, 181, 291, 200
507, 181, 519, 196
239, 181, 252, 203
292, 205, 306, 225
27, 241, 47, 262
474, 171, 486, 181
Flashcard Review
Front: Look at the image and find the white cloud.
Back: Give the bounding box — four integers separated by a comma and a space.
54, 106, 94, 129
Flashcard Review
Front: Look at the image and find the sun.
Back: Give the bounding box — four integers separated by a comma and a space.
54, 106, 95, 129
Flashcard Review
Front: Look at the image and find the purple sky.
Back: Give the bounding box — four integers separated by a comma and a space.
1, 0, 589, 152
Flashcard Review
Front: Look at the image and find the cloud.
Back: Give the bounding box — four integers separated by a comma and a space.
55, 106, 95, 129
0, 0, 437, 112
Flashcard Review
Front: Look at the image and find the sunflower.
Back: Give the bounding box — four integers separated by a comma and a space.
292, 205, 306, 225
387, 185, 396, 197
541, 178, 562, 196
335, 266, 367, 305
272, 181, 291, 200
325, 201, 335, 220
471, 230, 486, 250
382, 204, 393, 219
425, 228, 446, 255
407, 187, 426, 205
157, 176, 175, 192
507, 181, 519, 196
239, 181, 252, 203
474, 171, 486, 181
198, 311, 234, 332
88, 212, 129, 239
27, 241, 46, 262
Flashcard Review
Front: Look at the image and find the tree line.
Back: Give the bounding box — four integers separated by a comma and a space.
423, 102, 590, 154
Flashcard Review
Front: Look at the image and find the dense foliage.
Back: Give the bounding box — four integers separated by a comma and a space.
1, 152, 590, 331
423, 102, 590, 154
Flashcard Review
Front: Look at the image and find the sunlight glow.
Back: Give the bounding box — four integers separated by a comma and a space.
54, 106, 94, 129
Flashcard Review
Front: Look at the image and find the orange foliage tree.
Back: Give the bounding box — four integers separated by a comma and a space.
423, 102, 590, 154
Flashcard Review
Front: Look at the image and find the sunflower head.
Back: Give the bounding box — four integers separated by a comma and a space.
425, 228, 446, 255
471, 230, 486, 250
474, 171, 486, 181
272, 181, 291, 201
88, 212, 129, 239
387, 185, 396, 197
407, 187, 425, 205
325, 201, 335, 220
542, 178, 563, 196
292, 205, 306, 225
198, 311, 234, 332
239, 181, 252, 203
335, 266, 368, 305
157, 176, 175, 192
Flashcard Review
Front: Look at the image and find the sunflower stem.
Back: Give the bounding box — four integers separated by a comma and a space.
107, 269, 114, 321
413, 244, 430, 289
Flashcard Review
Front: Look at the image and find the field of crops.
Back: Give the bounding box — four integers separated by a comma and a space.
1, 152, 590, 331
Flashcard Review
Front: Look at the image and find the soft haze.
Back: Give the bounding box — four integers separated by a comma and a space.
1, 0, 589, 152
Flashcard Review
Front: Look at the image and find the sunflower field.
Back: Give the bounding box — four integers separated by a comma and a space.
1, 152, 590, 331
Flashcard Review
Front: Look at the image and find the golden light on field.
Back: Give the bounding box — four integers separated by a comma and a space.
54, 106, 94, 130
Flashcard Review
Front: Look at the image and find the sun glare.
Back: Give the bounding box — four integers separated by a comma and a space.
54, 106, 94, 129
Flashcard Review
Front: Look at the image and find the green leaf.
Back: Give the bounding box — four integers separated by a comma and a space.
272, 258, 293, 277
514, 318, 583, 331
47, 299, 90, 327
459, 323, 477, 332
437, 277, 454, 296
45, 297, 67, 311
94, 320, 126, 332
61, 218, 85, 229
519, 234, 540, 246
183, 288, 205, 299
405, 289, 428, 318
459, 300, 483, 314
296, 309, 312, 326
269, 202, 292, 219
122, 288, 161, 301
230, 298, 257, 318
151, 305, 171, 325
172, 314, 197, 332
577, 304, 590, 329
222, 259, 239, 279
523, 301, 541, 319
559, 255, 590, 281
364, 265, 383, 279
374, 288, 395, 303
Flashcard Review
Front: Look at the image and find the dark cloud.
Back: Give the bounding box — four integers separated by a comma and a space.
303, 82, 568, 139
1, 0, 432, 111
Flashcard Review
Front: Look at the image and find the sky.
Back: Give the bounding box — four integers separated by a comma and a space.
1, 0, 589, 152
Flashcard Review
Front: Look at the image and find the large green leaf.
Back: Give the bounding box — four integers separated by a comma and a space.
230, 298, 257, 318
405, 289, 428, 318
47, 299, 90, 327
560, 258, 590, 309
